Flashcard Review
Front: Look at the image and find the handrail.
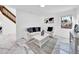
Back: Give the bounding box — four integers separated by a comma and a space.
0, 5, 16, 23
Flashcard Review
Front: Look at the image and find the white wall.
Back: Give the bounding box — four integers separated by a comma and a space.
77, 8, 79, 24
0, 6, 16, 49
39, 9, 77, 43
51, 9, 77, 43
17, 11, 42, 39
17, 7, 78, 43
0, 7, 16, 35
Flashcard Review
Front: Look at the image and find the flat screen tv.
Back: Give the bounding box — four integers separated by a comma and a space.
47, 27, 53, 32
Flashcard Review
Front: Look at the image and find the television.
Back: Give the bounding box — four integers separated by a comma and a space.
47, 27, 53, 32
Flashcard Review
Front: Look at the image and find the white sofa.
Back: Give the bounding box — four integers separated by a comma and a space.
26, 31, 41, 41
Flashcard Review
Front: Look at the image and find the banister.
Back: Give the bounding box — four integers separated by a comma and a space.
0, 5, 16, 23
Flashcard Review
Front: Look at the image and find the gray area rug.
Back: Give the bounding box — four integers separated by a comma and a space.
26, 37, 58, 54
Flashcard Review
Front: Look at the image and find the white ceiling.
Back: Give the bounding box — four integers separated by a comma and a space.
9, 5, 79, 15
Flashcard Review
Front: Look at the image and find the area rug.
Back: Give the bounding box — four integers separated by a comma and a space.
26, 37, 58, 54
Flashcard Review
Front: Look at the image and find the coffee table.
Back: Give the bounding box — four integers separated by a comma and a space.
32, 33, 49, 47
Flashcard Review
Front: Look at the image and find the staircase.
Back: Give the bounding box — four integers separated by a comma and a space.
0, 5, 16, 23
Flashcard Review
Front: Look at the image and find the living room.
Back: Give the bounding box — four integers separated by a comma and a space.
0, 5, 79, 54
16, 5, 79, 54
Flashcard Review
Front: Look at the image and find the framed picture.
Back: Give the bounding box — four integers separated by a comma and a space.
61, 16, 72, 29
44, 17, 54, 24
74, 24, 79, 33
